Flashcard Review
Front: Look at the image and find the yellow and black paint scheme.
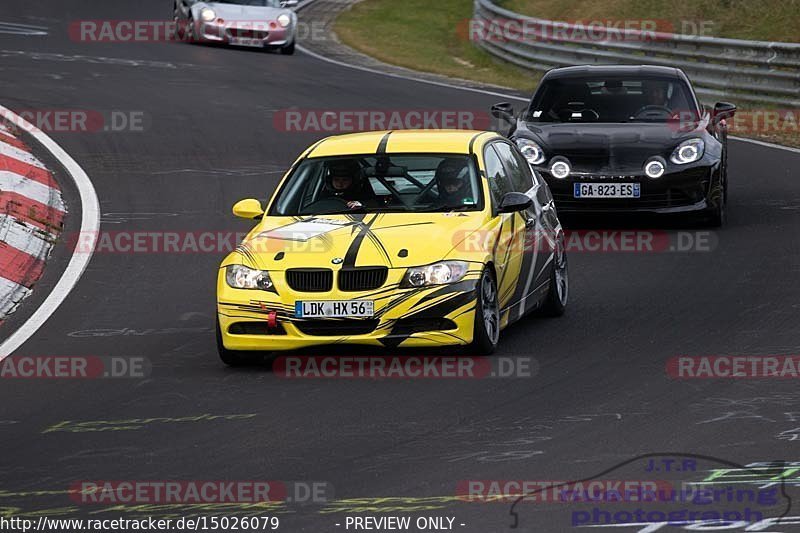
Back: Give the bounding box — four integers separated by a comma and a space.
217, 130, 565, 352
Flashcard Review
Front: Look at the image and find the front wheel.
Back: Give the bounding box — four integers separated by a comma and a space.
278, 41, 295, 55
470, 267, 500, 355
538, 231, 568, 317
705, 178, 727, 227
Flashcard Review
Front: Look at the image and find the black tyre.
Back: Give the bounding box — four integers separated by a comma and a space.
470, 267, 500, 355
279, 41, 295, 55
538, 230, 568, 317
705, 178, 727, 228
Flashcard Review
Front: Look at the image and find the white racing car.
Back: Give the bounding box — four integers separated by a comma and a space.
173, 0, 298, 54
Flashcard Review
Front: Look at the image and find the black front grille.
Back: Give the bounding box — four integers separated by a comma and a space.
227, 28, 269, 39
294, 319, 379, 336
228, 322, 286, 335
338, 267, 388, 292
392, 318, 457, 336
285, 269, 333, 292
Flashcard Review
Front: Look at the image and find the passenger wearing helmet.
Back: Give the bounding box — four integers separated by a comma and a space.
435, 158, 473, 209
323, 159, 371, 209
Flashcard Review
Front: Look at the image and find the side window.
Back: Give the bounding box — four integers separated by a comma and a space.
483, 145, 513, 205
494, 142, 533, 193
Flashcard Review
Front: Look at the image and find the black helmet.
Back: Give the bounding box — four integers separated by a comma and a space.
325, 159, 363, 196
436, 158, 469, 193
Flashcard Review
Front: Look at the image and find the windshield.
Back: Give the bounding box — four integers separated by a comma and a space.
213, 0, 282, 6
270, 154, 483, 216
526, 75, 698, 124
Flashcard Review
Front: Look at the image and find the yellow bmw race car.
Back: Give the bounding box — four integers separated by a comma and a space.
216, 130, 568, 364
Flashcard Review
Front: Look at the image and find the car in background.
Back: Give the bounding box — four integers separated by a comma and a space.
215, 130, 568, 364
492, 65, 736, 226
173, 0, 298, 54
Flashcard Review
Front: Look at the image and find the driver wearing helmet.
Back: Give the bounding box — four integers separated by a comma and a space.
435, 158, 473, 209
324, 159, 369, 209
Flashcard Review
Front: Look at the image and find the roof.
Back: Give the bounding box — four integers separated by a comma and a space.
543, 65, 683, 80
304, 130, 500, 158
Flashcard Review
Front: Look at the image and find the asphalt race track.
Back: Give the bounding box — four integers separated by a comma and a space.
1, 1, 800, 532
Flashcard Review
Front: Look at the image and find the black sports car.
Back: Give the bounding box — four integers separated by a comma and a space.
492, 65, 736, 226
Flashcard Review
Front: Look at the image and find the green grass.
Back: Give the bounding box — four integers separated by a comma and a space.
502, 0, 800, 42
335, 0, 540, 92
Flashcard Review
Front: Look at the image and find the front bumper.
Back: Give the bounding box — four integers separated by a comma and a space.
196, 21, 293, 47
543, 164, 718, 214
217, 267, 480, 351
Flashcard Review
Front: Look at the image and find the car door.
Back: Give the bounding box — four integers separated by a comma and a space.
492, 141, 547, 319
483, 142, 525, 321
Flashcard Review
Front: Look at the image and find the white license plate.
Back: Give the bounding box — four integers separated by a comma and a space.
295, 300, 374, 318
574, 183, 640, 199
230, 37, 263, 47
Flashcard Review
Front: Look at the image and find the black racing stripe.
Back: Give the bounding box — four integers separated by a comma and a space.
377, 131, 392, 154
301, 138, 328, 160
468, 131, 490, 154
409, 279, 477, 310
342, 214, 380, 268
371, 221, 435, 231
365, 231, 393, 267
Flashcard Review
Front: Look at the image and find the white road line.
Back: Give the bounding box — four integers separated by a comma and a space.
0, 138, 47, 169
730, 135, 800, 155
0, 214, 54, 258
296, 43, 530, 103
0, 277, 31, 317
0, 104, 100, 359
0, 170, 65, 209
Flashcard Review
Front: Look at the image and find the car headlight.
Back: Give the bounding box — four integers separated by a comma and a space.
200, 7, 216, 22
277, 14, 291, 27
550, 160, 571, 179
644, 159, 665, 179
226, 264, 273, 290
670, 138, 705, 165
516, 138, 545, 165
401, 261, 469, 288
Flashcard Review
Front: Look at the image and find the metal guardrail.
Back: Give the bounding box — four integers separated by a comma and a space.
473, 0, 800, 107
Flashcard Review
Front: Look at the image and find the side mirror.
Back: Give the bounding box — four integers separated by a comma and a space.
280, 0, 298, 6
497, 192, 532, 214
491, 102, 515, 122
232, 198, 264, 219
713, 102, 737, 122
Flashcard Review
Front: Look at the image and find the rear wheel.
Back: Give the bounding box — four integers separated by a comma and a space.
538, 231, 568, 317
470, 267, 500, 355
216, 319, 251, 366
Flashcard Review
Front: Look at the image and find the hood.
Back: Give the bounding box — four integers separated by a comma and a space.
202, 3, 286, 21
517, 120, 707, 174
227, 213, 488, 271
